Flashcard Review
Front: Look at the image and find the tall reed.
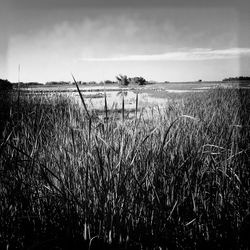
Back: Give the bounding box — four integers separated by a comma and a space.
0, 87, 249, 249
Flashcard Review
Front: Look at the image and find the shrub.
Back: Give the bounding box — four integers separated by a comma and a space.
0, 79, 12, 91
129, 77, 147, 85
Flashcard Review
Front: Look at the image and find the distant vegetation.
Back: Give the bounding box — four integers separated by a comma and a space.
104, 80, 116, 84
222, 76, 250, 82
0, 79, 13, 90
45, 81, 71, 85
116, 75, 148, 86
1, 76, 152, 88
12, 82, 44, 88
116, 74, 130, 86
128, 76, 147, 85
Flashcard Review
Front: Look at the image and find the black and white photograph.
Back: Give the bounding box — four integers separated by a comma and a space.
0, 0, 250, 249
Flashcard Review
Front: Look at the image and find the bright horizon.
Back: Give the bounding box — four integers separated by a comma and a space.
1, 0, 250, 83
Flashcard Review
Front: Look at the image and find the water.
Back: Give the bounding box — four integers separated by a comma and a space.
22, 81, 247, 112
67, 90, 171, 110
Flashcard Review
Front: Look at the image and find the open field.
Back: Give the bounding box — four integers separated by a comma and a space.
0, 83, 250, 249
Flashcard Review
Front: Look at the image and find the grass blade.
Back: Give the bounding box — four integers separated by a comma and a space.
71, 74, 90, 119
104, 91, 108, 123
135, 92, 138, 120
122, 92, 125, 122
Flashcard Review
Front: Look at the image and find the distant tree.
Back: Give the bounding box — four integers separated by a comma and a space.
25, 82, 43, 86
88, 81, 97, 85
79, 81, 86, 85
104, 80, 115, 84
116, 74, 130, 86
222, 76, 250, 82
45, 81, 70, 85
75, 81, 84, 85
129, 76, 147, 85
0, 79, 13, 90
137, 77, 146, 85
198, 79, 202, 82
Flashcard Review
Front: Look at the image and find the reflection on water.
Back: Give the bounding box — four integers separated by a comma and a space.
71, 91, 139, 110
68, 90, 173, 111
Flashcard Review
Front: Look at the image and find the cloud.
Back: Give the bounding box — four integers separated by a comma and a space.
79, 48, 250, 62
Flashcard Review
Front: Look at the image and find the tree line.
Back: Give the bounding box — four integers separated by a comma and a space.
222, 76, 250, 82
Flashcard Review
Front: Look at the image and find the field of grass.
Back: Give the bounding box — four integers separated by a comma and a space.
0, 86, 249, 249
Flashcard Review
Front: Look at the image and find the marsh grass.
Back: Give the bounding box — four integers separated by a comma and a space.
0, 87, 249, 249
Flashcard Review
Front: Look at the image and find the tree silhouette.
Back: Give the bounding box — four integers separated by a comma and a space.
116, 74, 130, 86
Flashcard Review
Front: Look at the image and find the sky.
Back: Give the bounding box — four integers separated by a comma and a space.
0, 0, 250, 83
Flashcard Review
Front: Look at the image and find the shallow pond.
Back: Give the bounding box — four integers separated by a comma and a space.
22, 81, 245, 112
